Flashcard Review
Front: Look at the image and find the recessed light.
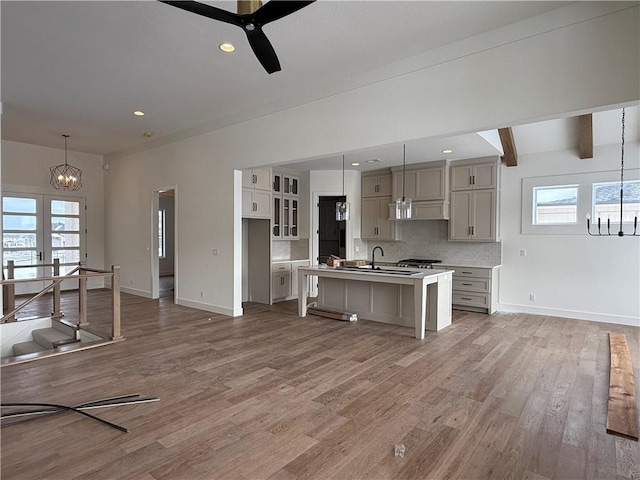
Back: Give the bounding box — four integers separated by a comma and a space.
133, 110, 145, 116
219, 43, 235, 53
442, 149, 453, 154
366, 159, 381, 163
351, 162, 360, 166
143, 132, 153, 138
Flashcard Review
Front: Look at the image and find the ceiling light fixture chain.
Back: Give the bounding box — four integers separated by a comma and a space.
586, 107, 637, 237
50, 134, 83, 191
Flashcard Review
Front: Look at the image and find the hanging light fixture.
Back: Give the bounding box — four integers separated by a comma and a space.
586, 108, 638, 236
50, 134, 82, 191
336, 155, 350, 221
394, 144, 412, 220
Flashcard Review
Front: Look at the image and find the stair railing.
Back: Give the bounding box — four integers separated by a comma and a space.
1, 262, 123, 342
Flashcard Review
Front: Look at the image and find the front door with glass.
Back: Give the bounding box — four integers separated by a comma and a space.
2, 193, 86, 294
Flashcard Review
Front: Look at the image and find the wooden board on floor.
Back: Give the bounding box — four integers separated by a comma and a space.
606, 333, 639, 440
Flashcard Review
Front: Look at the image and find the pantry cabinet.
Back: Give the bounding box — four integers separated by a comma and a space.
449, 157, 499, 242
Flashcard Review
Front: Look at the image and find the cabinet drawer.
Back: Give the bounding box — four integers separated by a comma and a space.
452, 292, 490, 308
451, 266, 491, 278
271, 263, 292, 273
453, 278, 490, 293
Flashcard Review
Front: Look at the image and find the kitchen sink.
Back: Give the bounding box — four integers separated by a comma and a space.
335, 266, 421, 276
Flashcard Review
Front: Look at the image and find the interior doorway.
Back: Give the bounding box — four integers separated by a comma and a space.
317, 196, 346, 264
152, 188, 176, 301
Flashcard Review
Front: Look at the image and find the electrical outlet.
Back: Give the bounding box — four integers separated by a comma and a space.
212, 249, 219, 256
200, 290, 204, 298
529, 294, 536, 301
520, 249, 527, 257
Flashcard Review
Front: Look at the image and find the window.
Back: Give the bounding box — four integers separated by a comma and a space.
521, 168, 639, 235
533, 185, 578, 225
158, 209, 166, 258
592, 180, 640, 223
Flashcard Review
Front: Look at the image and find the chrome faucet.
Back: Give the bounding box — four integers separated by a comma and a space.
371, 246, 384, 269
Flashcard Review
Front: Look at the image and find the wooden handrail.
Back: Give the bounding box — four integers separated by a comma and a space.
1, 262, 124, 343
3, 262, 63, 270
0, 272, 112, 285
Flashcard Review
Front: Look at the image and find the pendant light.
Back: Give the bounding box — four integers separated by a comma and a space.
336, 155, 350, 221
586, 108, 638, 236
50, 134, 82, 191
394, 144, 412, 220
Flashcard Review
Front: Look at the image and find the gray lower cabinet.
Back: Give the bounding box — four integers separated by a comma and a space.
272, 260, 309, 303
441, 265, 500, 314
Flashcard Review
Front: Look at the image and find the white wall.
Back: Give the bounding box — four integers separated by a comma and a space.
102, 4, 639, 319
1, 140, 105, 287
499, 142, 640, 326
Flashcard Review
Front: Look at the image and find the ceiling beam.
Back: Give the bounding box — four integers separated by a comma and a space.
498, 127, 518, 167
578, 114, 593, 159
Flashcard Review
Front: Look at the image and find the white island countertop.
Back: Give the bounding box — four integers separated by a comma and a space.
297, 266, 454, 339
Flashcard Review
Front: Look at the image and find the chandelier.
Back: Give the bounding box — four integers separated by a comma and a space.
50, 134, 82, 191
586, 108, 638, 236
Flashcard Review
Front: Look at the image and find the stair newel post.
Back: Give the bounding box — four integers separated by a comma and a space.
5, 261, 16, 322
52, 258, 62, 319
111, 265, 123, 341
78, 265, 88, 327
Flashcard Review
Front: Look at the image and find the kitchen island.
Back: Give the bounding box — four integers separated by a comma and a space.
297, 266, 454, 339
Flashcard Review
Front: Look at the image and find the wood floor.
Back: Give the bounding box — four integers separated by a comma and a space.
1, 291, 639, 480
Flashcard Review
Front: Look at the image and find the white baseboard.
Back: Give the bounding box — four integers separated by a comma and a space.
498, 303, 640, 327
176, 297, 240, 317
120, 286, 153, 298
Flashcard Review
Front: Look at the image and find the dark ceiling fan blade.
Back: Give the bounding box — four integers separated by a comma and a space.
252, 1, 316, 26
159, 1, 241, 27
245, 27, 281, 74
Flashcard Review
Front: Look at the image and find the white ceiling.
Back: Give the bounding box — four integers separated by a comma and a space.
2, 0, 573, 156
2, 1, 637, 170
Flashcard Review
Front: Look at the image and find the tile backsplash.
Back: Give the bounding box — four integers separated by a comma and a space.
272, 238, 310, 261
357, 220, 502, 266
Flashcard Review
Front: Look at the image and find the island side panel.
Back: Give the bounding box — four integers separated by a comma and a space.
298, 270, 309, 316
427, 272, 452, 331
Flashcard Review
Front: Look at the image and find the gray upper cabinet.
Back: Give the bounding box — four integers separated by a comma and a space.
242, 167, 272, 219
362, 173, 392, 198
450, 161, 497, 191
243, 168, 272, 191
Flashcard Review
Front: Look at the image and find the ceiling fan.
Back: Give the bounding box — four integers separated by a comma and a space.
159, 0, 316, 74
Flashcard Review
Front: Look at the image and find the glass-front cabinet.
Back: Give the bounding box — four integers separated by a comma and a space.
272, 171, 299, 240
